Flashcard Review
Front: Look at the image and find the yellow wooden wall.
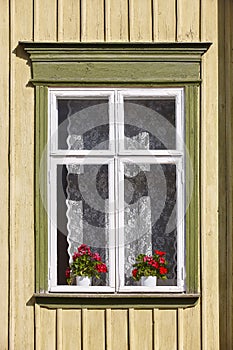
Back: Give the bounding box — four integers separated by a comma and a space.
218, 0, 233, 348
0, 0, 231, 349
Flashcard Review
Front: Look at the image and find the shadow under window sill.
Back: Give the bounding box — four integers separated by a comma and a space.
28, 292, 200, 309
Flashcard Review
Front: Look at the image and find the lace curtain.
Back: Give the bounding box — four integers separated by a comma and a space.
65, 101, 109, 286
64, 99, 177, 286
124, 132, 152, 285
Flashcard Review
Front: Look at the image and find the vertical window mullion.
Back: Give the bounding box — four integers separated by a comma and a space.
109, 91, 115, 154
109, 159, 116, 289
117, 91, 124, 154
176, 157, 185, 289
49, 90, 58, 153
117, 158, 125, 290
49, 157, 58, 289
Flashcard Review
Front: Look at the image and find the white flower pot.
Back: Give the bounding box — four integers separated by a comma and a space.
141, 276, 157, 287
76, 276, 92, 287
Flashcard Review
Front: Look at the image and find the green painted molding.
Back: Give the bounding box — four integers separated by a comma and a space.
35, 86, 48, 293
185, 85, 200, 293
20, 42, 211, 85
20, 42, 211, 61
32, 293, 200, 309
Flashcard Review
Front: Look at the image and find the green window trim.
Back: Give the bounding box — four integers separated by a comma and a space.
21, 42, 210, 302
31, 293, 200, 309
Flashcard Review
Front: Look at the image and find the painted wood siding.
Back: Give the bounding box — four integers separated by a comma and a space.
33, 305, 201, 350
218, 1, 233, 348
0, 0, 231, 349
0, 0, 9, 348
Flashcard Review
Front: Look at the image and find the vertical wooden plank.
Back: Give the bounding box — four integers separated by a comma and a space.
153, 0, 176, 42
9, 0, 34, 349
0, 0, 9, 348
105, 0, 129, 42
201, 1, 219, 349
128, 308, 135, 349
218, 1, 227, 349
156, 310, 177, 349
34, 0, 57, 41
153, 309, 159, 349
182, 302, 201, 349
231, 3, 233, 343
40, 308, 56, 350
106, 309, 112, 349
62, 310, 82, 349
177, 0, 200, 41
35, 304, 41, 350
82, 309, 105, 350
228, 1, 233, 346
218, 0, 233, 348
133, 310, 153, 350
231, 6, 233, 344
107, 309, 128, 350
56, 309, 63, 350
81, 0, 104, 42
177, 309, 184, 350
129, 0, 152, 42
58, 0, 81, 41
82, 309, 88, 349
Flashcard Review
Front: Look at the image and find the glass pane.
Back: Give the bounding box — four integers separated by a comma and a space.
124, 162, 177, 286
57, 99, 109, 150
124, 99, 176, 150
57, 163, 109, 286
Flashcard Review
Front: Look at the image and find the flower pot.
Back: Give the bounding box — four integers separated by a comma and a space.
76, 276, 92, 287
141, 276, 157, 287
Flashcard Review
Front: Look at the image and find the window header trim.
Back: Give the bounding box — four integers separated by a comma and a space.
20, 42, 211, 85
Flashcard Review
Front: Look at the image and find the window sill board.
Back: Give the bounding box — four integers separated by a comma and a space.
31, 292, 200, 309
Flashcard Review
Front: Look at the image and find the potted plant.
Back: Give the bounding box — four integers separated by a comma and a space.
132, 249, 168, 287
66, 244, 108, 286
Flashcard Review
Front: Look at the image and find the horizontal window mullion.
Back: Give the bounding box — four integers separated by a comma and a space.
117, 151, 184, 157
49, 153, 184, 159
49, 156, 115, 165
49, 153, 115, 159
50, 286, 116, 293
116, 155, 184, 164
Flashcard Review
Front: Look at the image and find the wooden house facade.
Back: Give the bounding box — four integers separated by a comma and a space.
0, 0, 232, 349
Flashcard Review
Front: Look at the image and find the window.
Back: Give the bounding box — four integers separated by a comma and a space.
22, 42, 210, 299
47, 88, 185, 292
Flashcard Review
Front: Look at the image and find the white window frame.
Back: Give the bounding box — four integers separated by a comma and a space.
48, 87, 185, 293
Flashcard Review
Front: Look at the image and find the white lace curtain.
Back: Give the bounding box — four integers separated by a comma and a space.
65, 101, 152, 284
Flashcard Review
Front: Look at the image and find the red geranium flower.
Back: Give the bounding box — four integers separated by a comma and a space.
96, 263, 108, 273
151, 261, 159, 269
92, 253, 101, 261
159, 257, 165, 264
66, 244, 108, 284
72, 252, 81, 260
78, 244, 91, 255
159, 267, 168, 275
65, 267, 71, 278
155, 250, 166, 256
132, 249, 168, 282
78, 244, 88, 252
144, 256, 153, 263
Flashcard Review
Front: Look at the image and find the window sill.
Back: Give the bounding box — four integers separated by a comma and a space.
31, 292, 200, 309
